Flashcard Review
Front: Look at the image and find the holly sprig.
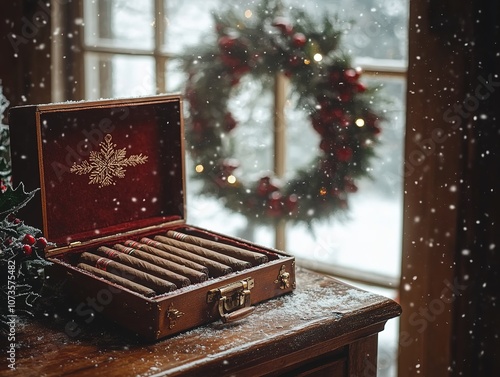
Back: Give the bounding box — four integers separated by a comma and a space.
0, 183, 52, 333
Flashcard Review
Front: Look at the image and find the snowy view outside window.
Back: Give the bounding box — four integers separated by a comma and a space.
82, 1, 408, 375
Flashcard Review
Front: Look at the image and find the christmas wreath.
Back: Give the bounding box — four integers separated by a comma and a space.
183, 0, 383, 225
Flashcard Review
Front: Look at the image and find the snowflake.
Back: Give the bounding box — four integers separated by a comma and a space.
70, 134, 148, 188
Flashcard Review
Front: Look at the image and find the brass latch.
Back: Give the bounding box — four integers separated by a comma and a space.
207, 278, 255, 323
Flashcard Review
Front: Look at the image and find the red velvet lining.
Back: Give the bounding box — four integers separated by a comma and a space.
39, 99, 184, 244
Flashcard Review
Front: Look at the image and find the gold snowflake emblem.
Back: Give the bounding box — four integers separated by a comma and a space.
70, 134, 148, 188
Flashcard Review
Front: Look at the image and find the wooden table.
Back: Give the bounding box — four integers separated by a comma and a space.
6, 267, 400, 376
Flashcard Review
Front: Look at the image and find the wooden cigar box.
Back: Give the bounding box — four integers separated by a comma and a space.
9, 94, 296, 341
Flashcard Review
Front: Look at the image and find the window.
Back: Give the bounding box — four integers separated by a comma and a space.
80, 1, 408, 375
82, 0, 221, 98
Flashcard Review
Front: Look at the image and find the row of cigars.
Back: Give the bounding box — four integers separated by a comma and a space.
76, 230, 270, 297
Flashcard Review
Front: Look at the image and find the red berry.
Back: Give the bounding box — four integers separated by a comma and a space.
371, 125, 382, 135
23, 244, 32, 256
256, 177, 279, 197
344, 178, 358, 193
23, 234, 36, 245
35, 237, 48, 249
292, 33, 307, 47
272, 17, 293, 35
356, 83, 367, 93
223, 113, 237, 132
336, 147, 353, 161
218, 35, 237, 50
285, 194, 298, 212
344, 68, 360, 82
267, 191, 283, 217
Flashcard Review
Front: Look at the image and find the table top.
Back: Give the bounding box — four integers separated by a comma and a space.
4, 267, 401, 377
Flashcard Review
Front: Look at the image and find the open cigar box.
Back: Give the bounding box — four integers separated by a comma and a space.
9, 94, 296, 341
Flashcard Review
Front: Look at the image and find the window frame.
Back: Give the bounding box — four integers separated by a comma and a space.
80, 0, 171, 98
76, 1, 407, 291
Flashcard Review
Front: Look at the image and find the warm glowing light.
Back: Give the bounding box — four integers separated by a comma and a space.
313, 53, 323, 62
303, 59, 311, 65
244, 10, 252, 18
319, 187, 327, 196
355, 118, 365, 127
227, 175, 236, 184
195, 164, 204, 173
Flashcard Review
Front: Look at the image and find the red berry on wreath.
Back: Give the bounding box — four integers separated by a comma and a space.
272, 17, 293, 35
23, 244, 32, 256
218, 35, 237, 50
222, 158, 239, 171
23, 234, 36, 246
230, 77, 241, 86
336, 147, 353, 161
256, 176, 279, 197
344, 178, 358, 193
267, 191, 283, 217
224, 112, 238, 132
292, 33, 307, 47
220, 55, 241, 69
356, 83, 367, 93
285, 194, 298, 213
233, 64, 252, 76
344, 68, 360, 82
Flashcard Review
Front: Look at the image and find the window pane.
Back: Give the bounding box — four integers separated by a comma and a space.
84, 0, 154, 50
165, 58, 185, 92
188, 77, 405, 280
82, 3, 407, 377
84, 53, 155, 99
163, 0, 407, 61
283, 0, 409, 61
164, 0, 220, 54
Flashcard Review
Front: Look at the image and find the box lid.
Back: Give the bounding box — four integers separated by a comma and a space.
10, 95, 186, 248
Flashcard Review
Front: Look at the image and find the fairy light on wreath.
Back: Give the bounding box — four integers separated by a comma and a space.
182, 0, 384, 225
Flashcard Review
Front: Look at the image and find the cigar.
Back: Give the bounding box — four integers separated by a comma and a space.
77, 263, 156, 297
121, 241, 209, 275
79, 252, 177, 293
140, 237, 233, 277
96, 246, 191, 288
166, 230, 269, 266
155, 235, 252, 271
113, 243, 208, 283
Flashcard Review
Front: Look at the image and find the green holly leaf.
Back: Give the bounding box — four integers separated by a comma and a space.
0, 183, 38, 219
